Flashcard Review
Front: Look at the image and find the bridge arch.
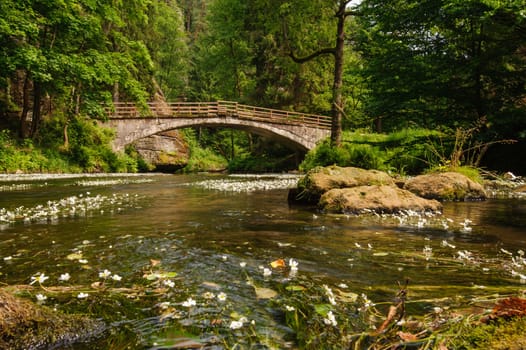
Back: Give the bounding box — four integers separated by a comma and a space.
104, 101, 331, 152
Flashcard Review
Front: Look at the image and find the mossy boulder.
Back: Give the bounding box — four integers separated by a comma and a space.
404, 172, 487, 201
292, 166, 395, 204
0, 289, 105, 349
319, 185, 442, 214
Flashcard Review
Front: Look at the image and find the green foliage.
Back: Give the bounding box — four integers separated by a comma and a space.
0, 117, 139, 173
182, 146, 227, 173
357, 0, 526, 140
227, 154, 296, 173
300, 128, 443, 175
2, 0, 524, 174
443, 316, 526, 350
180, 129, 228, 172
125, 145, 153, 172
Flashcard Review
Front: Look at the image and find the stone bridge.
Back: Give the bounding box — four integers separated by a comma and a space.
104, 101, 331, 152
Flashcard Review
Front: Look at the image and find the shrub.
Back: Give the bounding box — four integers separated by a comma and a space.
300, 128, 444, 175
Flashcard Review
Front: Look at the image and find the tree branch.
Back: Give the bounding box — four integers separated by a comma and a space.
289, 47, 336, 63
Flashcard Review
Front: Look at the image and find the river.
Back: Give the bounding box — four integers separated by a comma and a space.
0, 173, 525, 349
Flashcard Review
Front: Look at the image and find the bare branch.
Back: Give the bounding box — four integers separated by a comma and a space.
289, 47, 336, 63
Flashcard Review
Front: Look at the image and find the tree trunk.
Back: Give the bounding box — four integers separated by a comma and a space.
19, 74, 31, 138
63, 122, 69, 149
30, 82, 42, 137
331, 4, 346, 147
230, 130, 235, 160
113, 82, 119, 103
375, 116, 383, 133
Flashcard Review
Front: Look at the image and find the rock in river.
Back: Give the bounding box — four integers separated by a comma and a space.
292, 165, 394, 204
404, 172, 487, 201
318, 185, 442, 214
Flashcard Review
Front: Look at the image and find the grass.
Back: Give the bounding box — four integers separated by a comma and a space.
300, 128, 443, 175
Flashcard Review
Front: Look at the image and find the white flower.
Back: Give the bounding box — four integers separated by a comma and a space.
328, 296, 337, 306
30, 273, 49, 285
77, 292, 89, 299
202, 292, 215, 299
3, 256, 12, 261
217, 292, 227, 302
99, 269, 112, 278
163, 280, 175, 288
78, 259, 88, 264
323, 311, 337, 326
112, 274, 122, 281
441, 240, 456, 249
58, 273, 71, 282
285, 305, 295, 311
222, 255, 228, 261
423, 246, 433, 260
288, 258, 299, 271
263, 268, 272, 277
239, 262, 247, 268
36, 293, 47, 302
229, 320, 244, 329
158, 301, 170, 309
338, 283, 349, 289
457, 250, 473, 261
361, 293, 375, 308
323, 284, 335, 299
182, 297, 196, 307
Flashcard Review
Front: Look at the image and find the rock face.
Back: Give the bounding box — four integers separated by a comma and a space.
319, 185, 442, 214
404, 172, 487, 201
133, 130, 190, 172
294, 166, 395, 203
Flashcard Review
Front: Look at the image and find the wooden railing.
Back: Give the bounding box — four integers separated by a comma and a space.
106, 101, 332, 129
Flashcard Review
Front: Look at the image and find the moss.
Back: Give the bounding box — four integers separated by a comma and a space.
0, 290, 105, 349
446, 317, 526, 349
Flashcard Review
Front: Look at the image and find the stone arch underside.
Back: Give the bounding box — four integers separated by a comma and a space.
107, 117, 330, 152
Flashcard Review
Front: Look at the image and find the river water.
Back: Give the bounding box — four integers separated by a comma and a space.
0, 173, 525, 349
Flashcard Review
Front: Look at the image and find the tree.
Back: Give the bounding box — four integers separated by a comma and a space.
0, 0, 157, 140
287, 0, 360, 147
147, 1, 189, 100
356, 0, 526, 140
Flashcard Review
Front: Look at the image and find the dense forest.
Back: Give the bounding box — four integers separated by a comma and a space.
1, 0, 525, 174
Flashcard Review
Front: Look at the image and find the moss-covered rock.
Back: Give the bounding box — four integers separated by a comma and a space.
292, 166, 395, 204
318, 185, 442, 214
404, 172, 487, 201
0, 289, 105, 349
